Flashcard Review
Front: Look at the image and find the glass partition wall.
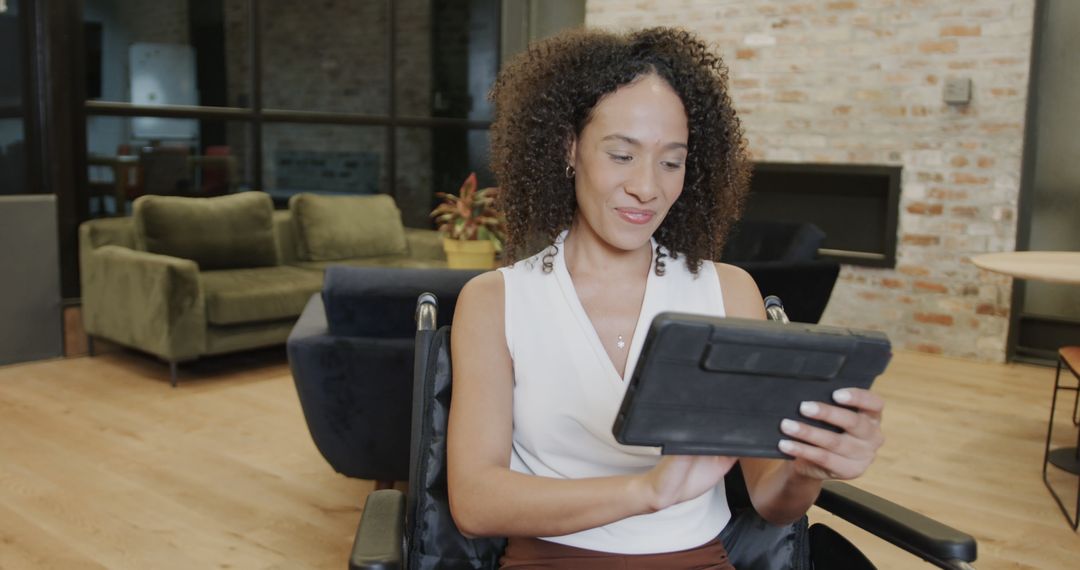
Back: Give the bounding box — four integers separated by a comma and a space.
82, 0, 497, 225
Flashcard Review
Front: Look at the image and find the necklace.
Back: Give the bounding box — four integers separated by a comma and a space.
616, 335, 626, 350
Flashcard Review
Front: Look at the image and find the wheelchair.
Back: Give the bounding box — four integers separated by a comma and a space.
347, 294, 978, 569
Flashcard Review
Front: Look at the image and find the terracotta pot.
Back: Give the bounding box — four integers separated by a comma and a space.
442, 238, 496, 269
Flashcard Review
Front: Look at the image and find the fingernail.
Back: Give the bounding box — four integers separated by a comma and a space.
778, 439, 796, 453
833, 389, 852, 403
780, 419, 800, 434
800, 401, 820, 417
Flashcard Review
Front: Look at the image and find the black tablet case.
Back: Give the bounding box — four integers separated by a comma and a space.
613, 312, 892, 458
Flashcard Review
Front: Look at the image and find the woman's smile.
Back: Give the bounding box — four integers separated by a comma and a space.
615, 207, 656, 225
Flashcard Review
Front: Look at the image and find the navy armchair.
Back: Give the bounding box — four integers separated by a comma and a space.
287, 266, 481, 487
725, 220, 840, 324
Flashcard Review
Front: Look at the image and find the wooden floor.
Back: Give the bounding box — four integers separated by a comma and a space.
1, 347, 1078, 569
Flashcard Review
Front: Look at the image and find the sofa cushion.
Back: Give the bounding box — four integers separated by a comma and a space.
200, 266, 324, 325
134, 192, 279, 269
289, 193, 408, 262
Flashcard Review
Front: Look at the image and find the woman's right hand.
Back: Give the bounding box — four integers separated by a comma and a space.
638, 455, 737, 512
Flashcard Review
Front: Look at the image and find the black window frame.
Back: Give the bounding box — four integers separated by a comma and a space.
82, 0, 495, 201
64, 0, 496, 297
2, 0, 41, 195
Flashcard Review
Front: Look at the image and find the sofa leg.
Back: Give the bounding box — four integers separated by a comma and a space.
374, 480, 394, 491
86, 335, 95, 357
169, 361, 179, 388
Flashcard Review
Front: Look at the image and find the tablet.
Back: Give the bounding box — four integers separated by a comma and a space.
612, 312, 892, 459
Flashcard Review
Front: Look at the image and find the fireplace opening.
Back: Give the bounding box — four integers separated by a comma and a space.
740, 162, 901, 268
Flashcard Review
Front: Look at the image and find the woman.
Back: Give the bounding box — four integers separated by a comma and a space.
447, 27, 884, 569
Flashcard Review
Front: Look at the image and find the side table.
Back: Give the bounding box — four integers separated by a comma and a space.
972, 251, 1080, 529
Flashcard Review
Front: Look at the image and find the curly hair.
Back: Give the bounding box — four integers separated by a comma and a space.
489, 27, 751, 274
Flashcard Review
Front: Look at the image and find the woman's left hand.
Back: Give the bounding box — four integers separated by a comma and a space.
777, 388, 885, 481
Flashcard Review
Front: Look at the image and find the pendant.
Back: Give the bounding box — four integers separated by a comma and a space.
616, 335, 626, 350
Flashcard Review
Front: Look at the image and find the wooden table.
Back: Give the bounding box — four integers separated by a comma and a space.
972, 251, 1080, 285
87, 154, 239, 213
87, 155, 139, 217
973, 250, 1080, 529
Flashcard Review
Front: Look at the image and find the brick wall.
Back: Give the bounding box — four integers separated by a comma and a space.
586, 0, 1035, 361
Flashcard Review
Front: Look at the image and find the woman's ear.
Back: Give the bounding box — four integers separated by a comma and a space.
566, 136, 578, 167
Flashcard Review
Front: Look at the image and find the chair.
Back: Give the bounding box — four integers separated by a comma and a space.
87, 153, 139, 217
287, 267, 482, 488
348, 295, 979, 570
722, 220, 826, 263
194, 145, 238, 196
737, 261, 839, 325
1043, 346, 1080, 529
139, 145, 192, 196
724, 221, 839, 324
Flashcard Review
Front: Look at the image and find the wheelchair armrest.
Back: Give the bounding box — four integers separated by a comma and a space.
816, 481, 976, 568
350, 489, 405, 570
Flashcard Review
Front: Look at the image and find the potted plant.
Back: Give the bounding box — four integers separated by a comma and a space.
431, 172, 506, 269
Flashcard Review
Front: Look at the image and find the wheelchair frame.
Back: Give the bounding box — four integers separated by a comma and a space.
347, 294, 978, 570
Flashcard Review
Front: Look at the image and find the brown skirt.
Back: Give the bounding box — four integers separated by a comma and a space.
499, 536, 735, 570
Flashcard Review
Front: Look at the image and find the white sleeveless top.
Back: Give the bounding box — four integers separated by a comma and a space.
497, 232, 730, 554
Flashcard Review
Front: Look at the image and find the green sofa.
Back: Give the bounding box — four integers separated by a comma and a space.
79, 191, 446, 385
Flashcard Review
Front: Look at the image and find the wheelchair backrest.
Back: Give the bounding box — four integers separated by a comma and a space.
405, 325, 506, 569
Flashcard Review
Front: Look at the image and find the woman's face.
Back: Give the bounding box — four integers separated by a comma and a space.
569, 73, 689, 252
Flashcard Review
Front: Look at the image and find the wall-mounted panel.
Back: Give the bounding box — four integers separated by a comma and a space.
0, 195, 62, 365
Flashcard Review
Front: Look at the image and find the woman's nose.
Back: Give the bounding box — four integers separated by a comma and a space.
625, 162, 660, 202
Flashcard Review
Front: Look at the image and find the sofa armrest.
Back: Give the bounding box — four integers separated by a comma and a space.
404, 228, 446, 261
287, 294, 414, 481
815, 481, 976, 568
350, 489, 405, 570
288, 293, 329, 342
80, 244, 206, 361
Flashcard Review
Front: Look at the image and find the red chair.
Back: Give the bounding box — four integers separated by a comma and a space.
198, 145, 236, 196
1044, 346, 1080, 529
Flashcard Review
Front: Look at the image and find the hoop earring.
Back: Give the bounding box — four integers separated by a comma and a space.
565, 165, 575, 179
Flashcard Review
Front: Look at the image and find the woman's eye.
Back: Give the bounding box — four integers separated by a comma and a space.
608, 153, 632, 163
662, 161, 684, 170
